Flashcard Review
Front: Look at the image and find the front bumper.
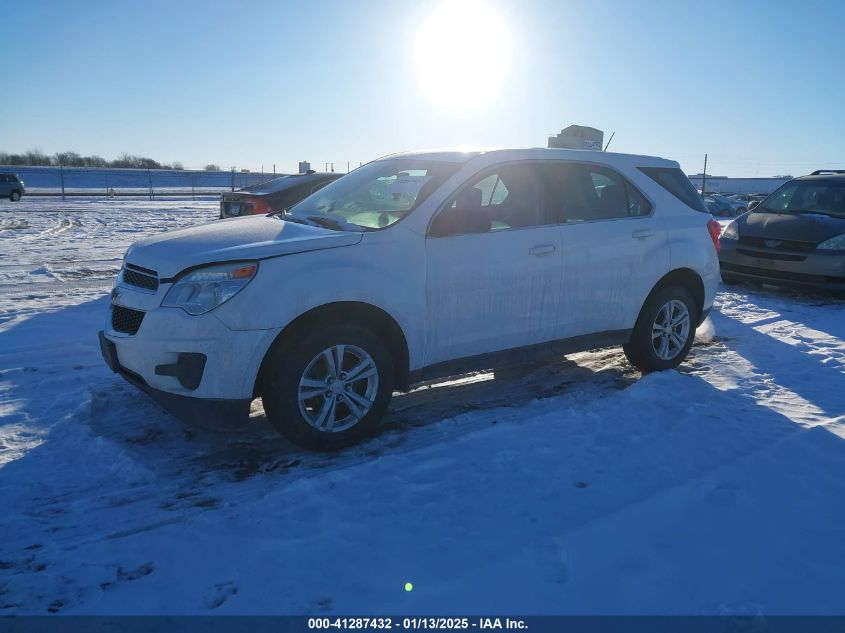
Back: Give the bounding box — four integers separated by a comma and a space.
101, 276, 282, 426
719, 240, 845, 293
100, 330, 253, 426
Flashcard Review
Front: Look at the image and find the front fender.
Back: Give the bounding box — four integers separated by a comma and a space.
212, 227, 426, 370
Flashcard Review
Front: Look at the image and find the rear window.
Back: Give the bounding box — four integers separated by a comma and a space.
639, 167, 708, 213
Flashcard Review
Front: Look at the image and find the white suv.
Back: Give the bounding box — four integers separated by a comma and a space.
100, 149, 721, 450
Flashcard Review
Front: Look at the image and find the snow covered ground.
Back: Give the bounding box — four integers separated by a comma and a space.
1, 198, 844, 615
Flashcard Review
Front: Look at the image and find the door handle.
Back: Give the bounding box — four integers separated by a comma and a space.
529, 243, 556, 256
632, 229, 655, 240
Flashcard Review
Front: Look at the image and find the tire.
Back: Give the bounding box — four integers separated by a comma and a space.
261, 323, 394, 451
721, 272, 741, 286
10, 191, 21, 202
623, 286, 697, 373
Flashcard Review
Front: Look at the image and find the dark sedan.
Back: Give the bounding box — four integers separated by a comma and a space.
719, 170, 845, 294
220, 171, 342, 219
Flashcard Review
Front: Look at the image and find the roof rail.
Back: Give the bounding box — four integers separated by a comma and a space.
811, 169, 845, 175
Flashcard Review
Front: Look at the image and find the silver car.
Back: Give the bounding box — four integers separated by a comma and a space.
719, 170, 845, 295
0, 173, 25, 201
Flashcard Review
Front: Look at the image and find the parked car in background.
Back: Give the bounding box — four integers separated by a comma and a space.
729, 193, 764, 207
720, 170, 845, 294
711, 193, 747, 215
703, 195, 735, 218
0, 173, 25, 201
219, 171, 342, 218
101, 148, 720, 450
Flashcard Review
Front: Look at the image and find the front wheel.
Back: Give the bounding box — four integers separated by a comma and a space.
10, 191, 21, 202
623, 286, 697, 372
261, 324, 394, 451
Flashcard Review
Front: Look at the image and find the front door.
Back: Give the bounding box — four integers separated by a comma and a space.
425, 163, 563, 367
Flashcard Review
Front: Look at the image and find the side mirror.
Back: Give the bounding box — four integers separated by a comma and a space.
748, 200, 759, 211
429, 206, 492, 237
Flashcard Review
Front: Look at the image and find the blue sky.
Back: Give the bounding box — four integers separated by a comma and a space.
2, 0, 843, 177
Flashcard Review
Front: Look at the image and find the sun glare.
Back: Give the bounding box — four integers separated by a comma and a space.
415, 0, 512, 110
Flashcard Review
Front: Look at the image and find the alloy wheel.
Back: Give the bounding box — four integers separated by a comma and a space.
651, 299, 691, 361
297, 344, 379, 432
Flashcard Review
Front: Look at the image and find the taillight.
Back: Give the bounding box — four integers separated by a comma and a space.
248, 198, 274, 215
707, 219, 721, 253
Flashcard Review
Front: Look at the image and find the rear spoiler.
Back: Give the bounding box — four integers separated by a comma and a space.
811, 169, 845, 175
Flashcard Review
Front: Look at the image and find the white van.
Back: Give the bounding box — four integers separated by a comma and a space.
100, 148, 721, 450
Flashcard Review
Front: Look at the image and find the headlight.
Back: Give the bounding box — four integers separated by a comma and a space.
162, 261, 258, 315
817, 233, 845, 251
721, 220, 739, 240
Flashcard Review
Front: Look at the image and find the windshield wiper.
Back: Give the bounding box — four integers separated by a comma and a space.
306, 215, 344, 230
306, 215, 371, 232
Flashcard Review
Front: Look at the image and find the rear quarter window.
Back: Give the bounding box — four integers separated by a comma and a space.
639, 167, 708, 213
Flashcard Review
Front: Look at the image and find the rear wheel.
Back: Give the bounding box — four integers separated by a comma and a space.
623, 286, 697, 372
261, 324, 394, 451
10, 191, 21, 202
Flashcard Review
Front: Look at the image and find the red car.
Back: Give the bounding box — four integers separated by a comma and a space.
219, 171, 342, 218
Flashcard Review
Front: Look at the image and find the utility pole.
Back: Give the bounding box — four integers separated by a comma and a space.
60, 163, 65, 200
273, 164, 276, 176
325, 162, 329, 172
231, 166, 235, 191
701, 154, 708, 195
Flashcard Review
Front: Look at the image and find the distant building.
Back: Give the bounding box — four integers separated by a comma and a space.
687, 174, 791, 195
298, 161, 311, 174
548, 125, 604, 151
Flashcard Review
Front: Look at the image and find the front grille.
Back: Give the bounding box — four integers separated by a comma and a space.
112, 305, 145, 335
721, 262, 845, 285
738, 236, 818, 252
736, 248, 807, 262
123, 265, 159, 291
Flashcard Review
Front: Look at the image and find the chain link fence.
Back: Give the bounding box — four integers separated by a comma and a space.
3, 161, 369, 198
2, 165, 289, 198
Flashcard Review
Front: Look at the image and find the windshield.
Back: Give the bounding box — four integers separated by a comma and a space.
283, 159, 461, 230
759, 180, 845, 218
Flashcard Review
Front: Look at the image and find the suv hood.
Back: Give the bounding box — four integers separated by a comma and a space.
124, 215, 362, 278
738, 211, 845, 245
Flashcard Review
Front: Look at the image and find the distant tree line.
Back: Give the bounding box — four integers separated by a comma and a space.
0, 149, 223, 171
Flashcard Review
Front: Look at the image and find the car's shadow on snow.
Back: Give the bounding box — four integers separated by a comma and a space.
89, 347, 638, 482
713, 286, 845, 418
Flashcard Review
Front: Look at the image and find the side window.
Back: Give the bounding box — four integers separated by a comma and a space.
430, 163, 545, 236
542, 162, 650, 222
625, 181, 651, 217
639, 167, 708, 213
578, 166, 631, 220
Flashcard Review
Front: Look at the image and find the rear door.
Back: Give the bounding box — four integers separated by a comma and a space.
541, 162, 669, 342
424, 162, 563, 366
